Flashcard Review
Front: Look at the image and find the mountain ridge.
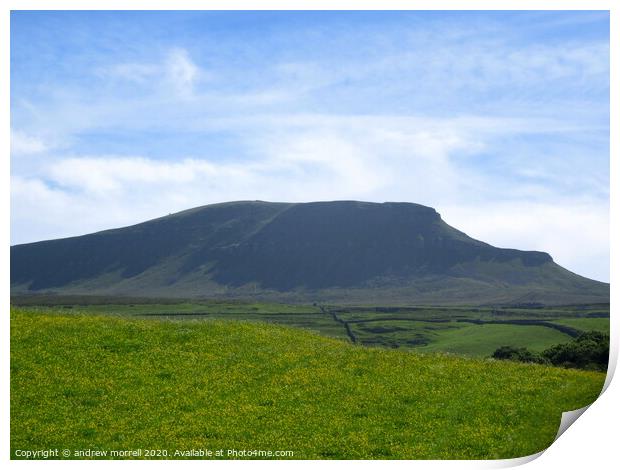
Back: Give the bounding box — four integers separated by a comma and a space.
10, 200, 609, 305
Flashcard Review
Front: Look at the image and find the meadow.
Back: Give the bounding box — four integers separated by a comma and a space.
11, 307, 606, 459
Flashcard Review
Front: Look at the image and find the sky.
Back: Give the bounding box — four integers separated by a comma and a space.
10, 11, 610, 282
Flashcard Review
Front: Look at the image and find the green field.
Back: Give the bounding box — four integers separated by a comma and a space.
11, 308, 606, 459
348, 320, 576, 356
10, 297, 609, 355
414, 324, 574, 356
550, 318, 610, 334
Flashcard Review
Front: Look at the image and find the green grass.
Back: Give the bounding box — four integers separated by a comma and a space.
550, 318, 610, 334
413, 323, 573, 356
11, 308, 605, 459
348, 320, 574, 356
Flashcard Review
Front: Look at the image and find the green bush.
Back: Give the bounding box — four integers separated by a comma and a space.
492, 331, 609, 371
491, 346, 548, 364
542, 331, 609, 371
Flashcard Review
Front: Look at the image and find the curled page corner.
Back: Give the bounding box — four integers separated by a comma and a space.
554, 405, 591, 442
493, 405, 594, 468
550, 363, 612, 448
493, 450, 545, 468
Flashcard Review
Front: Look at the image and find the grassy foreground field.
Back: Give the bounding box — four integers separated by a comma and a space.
11, 308, 605, 459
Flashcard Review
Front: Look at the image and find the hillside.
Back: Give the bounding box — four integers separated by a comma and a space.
11, 309, 605, 459
10, 200, 609, 305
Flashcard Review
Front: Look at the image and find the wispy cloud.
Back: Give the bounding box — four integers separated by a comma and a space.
98, 62, 158, 83
165, 48, 201, 97
11, 130, 50, 155
96, 47, 202, 97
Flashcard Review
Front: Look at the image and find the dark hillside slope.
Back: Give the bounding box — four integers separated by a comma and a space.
11, 200, 609, 305
211, 201, 550, 289
11, 201, 292, 290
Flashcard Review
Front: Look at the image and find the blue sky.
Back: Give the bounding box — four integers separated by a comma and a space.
10, 11, 609, 281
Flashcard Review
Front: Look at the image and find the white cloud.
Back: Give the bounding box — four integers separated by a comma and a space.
99, 63, 158, 83
48, 156, 219, 194
11, 130, 49, 155
260, 39, 609, 101
441, 202, 609, 282
12, 116, 473, 244
11, 176, 94, 242
95, 48, 201, 97
165, 48, 200, 97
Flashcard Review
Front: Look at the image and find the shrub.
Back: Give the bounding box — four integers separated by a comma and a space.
542, 331, 609, 371
492, 346, 548, 364
492, 331, 609, 371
